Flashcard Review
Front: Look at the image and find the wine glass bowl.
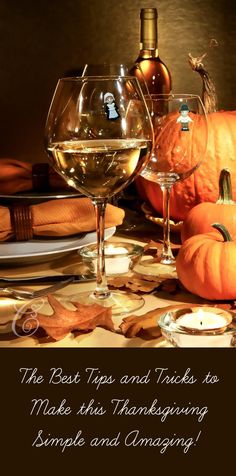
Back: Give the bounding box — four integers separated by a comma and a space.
46, 77, 152, 199
140, 93, 208, 271
45, 75, 153, 314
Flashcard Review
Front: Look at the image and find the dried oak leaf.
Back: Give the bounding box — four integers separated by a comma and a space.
120, 308, 163, 339
16, 294, 114, 341
108, 273, 180, 294
108, 274, 160, 292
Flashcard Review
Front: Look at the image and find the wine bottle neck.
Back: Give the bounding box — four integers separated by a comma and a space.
140, 8, 158, 54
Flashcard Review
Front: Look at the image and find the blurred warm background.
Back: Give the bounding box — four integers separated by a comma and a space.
0, 0, 235, 163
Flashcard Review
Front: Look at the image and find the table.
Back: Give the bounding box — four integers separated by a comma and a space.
0, 222, 204, 348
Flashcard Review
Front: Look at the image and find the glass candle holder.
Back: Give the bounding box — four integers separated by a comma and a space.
79, 241, 143, 276
158, 306, 236, 348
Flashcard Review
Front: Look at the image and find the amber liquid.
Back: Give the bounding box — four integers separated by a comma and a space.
48, 139, 152, 199
132, 54, 172, 95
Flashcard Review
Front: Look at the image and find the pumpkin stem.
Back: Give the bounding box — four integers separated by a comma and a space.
211, 223, 232, 241
188, 52, 218, 113
216, 169, 235, 204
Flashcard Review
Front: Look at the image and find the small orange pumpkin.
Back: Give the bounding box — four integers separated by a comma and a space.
136, 53, 236, 221
181, 169, 236, 242
176, 223, 236, 300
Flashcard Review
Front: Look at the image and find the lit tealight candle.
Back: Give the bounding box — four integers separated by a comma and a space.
105, 245, 128, 255
80, 242, 143, 277
176, 309, 231, 332
94, 245, 130, 276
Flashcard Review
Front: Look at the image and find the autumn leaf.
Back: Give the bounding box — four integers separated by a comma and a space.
16, 294, 114, 341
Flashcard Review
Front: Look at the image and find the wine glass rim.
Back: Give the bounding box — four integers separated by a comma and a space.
145, 93, 202, 100
58, 75, 138, 82
82, 62, 130, 68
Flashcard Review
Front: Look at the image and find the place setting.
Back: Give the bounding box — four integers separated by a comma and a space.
0, 53, 236, 349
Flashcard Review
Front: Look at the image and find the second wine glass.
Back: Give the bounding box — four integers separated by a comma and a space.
138, 94, 208, 276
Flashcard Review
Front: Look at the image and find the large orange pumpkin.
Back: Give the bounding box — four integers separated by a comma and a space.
176, 224, 236, 300
136, 54, 236, 221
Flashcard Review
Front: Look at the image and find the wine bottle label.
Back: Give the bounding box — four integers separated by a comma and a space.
104, 92, 120, 120
176, 104, 193, 131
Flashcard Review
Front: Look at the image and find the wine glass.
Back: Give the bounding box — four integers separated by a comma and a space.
45, 75, 153, 314
137, 94, 208, 276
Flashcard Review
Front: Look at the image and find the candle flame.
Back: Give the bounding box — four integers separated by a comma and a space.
196, 309, 204, 319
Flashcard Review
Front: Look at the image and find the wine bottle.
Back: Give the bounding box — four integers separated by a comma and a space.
132, 8, 172, 94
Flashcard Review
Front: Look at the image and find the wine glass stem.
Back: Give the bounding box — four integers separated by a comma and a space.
160, 185, 175, 264
92, 199, 110, 300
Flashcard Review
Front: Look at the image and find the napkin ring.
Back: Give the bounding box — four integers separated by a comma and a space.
10, 203, 33, 241
32, 163, 50, 192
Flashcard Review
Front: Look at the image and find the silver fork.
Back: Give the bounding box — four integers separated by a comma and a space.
0, 277, 74, 300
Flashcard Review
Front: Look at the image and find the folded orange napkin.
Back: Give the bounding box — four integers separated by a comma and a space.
0, 197, 125, 241
0, 159, 66, 194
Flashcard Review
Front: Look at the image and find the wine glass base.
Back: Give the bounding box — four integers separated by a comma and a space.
60, 290, 145, 316
134, 256, 177, 278
159, 256, 176, 265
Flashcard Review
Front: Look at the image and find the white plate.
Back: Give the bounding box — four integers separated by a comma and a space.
0, 227, 116, 265
0, 191, 81, 201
